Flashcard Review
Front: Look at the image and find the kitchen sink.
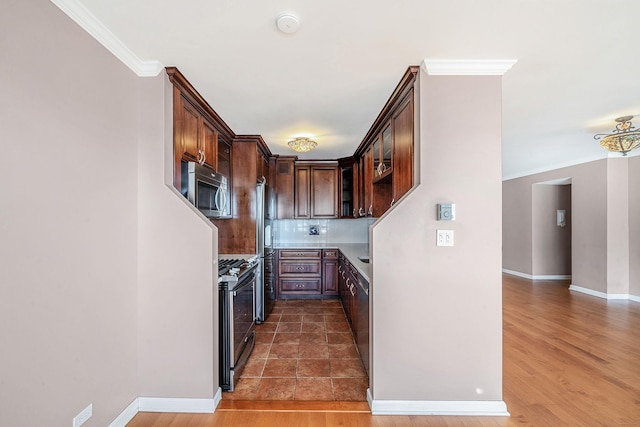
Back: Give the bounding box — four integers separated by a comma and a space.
358, 256, 370, 263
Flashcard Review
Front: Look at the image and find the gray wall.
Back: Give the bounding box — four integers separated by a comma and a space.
606, 158, 630, 294
137, 76, 218, 398
503, 158, 639, 296
531, 184, 571, 276
372, 72, 503, 401
0, 1, 139, 425
630, 156, 640, 297
502, 178, 533, 275
0, 2, 219, 426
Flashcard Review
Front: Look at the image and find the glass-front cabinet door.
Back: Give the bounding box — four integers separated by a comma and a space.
372, 136, 381, 177
382, 124, 392, 174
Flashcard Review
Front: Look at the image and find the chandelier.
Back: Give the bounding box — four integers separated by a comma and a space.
288, 137, 318, 153
594, 115, 640, 156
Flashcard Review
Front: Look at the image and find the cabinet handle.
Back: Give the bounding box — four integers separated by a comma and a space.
368, 204, 373, 216
391, 198, 395, 207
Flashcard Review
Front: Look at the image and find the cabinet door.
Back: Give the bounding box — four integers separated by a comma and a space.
256, 153, 268, 182
201, 119, 218, 171
179, 96, 201, 162
392, 94, 414, 201
357, 157, 365, 216
276, 158, 295, 219
310, 167, 338, 218
340, 164, 354, 218
294, 166, 311, 218
323, 259, 339, 295
382, 123, 393, 174
372, 135, 381, 177
217, 139, 231, 179
363, 147, 374, 216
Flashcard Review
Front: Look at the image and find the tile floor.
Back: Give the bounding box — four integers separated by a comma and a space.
222, 299, 369, 401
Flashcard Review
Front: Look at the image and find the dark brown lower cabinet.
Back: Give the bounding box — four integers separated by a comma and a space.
322, 249, 339, 295
276, 248, 369, 374
277, 249, 325, 298
276, 248, 340, 298
356, 273, 370, 376
279, 278, 321, 294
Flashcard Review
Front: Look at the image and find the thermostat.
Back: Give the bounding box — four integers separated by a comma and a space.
437, 203, 455, 221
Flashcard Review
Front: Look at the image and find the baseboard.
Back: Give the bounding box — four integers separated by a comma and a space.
368, 398, 509, 416
109, 389, 222, 426
502, 269, 571, 281
108, 398, 138, 427
138, 396, 217, 413
213, 387, 223, 409
569, 285, 639, 301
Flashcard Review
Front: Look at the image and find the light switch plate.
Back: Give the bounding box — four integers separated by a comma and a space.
436, 230, 454, 246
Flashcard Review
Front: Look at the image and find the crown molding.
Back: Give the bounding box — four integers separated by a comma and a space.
422, 59, 517, 76
50, 0, 163, 77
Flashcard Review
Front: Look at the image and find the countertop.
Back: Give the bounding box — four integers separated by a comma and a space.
275, 242, 370, 282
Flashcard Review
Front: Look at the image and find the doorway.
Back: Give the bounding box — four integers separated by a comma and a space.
532, 179, 572, 279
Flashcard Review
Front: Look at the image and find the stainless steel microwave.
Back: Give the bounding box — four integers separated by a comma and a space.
181, 161, 231, 218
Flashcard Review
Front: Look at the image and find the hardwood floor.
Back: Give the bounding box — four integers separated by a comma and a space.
127, 274, 640, 426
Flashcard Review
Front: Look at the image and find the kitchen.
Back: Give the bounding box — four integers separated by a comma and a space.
162, 55, 506, 414
168, 65, 410, 401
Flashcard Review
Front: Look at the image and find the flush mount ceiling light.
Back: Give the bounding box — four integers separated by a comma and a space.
594, 115, 640, 156
288, 137, 317, 153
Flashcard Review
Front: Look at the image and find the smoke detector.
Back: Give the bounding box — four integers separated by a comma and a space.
276, 13, 300, 33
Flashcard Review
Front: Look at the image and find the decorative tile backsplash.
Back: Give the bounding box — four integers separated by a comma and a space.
274, 218, 374, 244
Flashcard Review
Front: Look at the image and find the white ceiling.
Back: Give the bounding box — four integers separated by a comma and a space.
68, 0, 640, 178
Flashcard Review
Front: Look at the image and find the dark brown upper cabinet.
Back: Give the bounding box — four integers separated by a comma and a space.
167, 67, 235, 192
338, 157, 357, 218
275, 157, 296, 219
354, 66, 418, 217
294, 162, 339, 219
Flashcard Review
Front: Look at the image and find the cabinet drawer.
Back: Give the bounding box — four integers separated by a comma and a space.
323, 249, 338, 259
279, 260, 321, 275
279, 250, 322, 259
279, 278, 322, 293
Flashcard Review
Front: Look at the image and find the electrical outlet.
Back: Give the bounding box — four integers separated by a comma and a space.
73, 404, 92, 427
436, 230, 454, 246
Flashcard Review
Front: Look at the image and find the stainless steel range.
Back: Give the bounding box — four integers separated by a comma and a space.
218, 258, 258, 392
